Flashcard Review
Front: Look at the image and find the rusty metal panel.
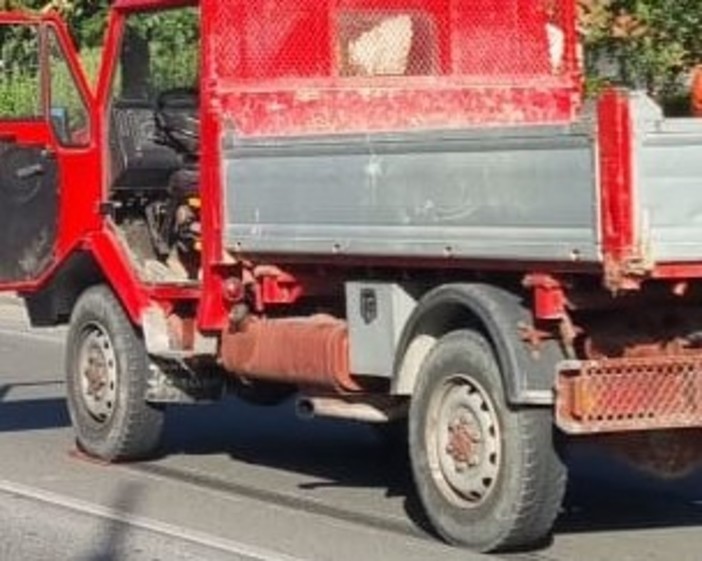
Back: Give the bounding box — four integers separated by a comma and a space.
556, 356, 702, 434
223, 125, 599, 262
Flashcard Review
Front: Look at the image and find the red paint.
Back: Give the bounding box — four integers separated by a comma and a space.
207, 0, 581, 137
597, 89, 637, 286
523, 274, 567, 321
48, 16, 103, 257
598, 89, 635, 260
220, 85, 578, 138
147, 285, 201, 302
691, 66, 702, 117
0, 14, 102, 294
652, 264, 702, 280
259, 274, 304, 307
196, 4, 228, 331
84, 228, 150, 321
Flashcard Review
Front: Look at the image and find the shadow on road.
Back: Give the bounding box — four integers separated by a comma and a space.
4, 380, 701, 546
0, 381, 70, 432
158, 395, 436, 537
79, 481, 144, 561
557, 444, 702, 535
156, 396, 702, 545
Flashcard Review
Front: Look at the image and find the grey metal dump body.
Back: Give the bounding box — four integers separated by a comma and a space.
222, 94, 702, 267
634, 96, 702, 263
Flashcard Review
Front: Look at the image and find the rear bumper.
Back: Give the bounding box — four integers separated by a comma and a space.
556, 356, 702, 434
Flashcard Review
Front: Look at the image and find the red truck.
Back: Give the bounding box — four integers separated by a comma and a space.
0, 0, 700, 552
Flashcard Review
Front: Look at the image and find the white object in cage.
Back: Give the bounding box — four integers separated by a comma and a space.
347, 15, 414, 76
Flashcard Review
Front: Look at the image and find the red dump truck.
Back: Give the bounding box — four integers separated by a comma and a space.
0, 0, 700, 552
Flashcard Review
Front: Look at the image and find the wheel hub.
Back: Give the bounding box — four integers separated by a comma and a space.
446, 415, 481, 469
78, 325, 118, 423
430, 374, 501, 507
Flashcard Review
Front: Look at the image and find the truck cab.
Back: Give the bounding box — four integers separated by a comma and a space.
0, 4, 204, 315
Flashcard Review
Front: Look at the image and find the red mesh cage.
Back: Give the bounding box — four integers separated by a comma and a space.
557, 357, 702, 434
203, 0, 581, 136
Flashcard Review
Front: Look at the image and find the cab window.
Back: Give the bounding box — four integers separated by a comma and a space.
0, 24, 42, 119
48, 27, 90, 146
112, 7, 199, 101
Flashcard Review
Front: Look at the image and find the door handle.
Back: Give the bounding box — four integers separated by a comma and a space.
15, 163, 45, 180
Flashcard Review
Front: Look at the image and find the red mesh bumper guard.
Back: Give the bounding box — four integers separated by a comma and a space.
556, 356, 702, 434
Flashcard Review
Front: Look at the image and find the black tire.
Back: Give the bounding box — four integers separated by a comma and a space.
65, 285, 164, 461
409, 330, 566, 552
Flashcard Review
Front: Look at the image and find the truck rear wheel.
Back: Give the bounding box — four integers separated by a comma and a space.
409, 330, 565, 552
65, 285, 164, 461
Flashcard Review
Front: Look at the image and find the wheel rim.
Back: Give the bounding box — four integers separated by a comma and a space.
426, 373, 501, 507
77, 323, 118, 423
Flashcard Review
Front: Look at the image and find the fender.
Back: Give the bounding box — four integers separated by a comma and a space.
22, 228, 148, 328
392, 283, 566, 405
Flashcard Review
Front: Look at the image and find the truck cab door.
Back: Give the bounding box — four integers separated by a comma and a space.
0, 15, 95, 286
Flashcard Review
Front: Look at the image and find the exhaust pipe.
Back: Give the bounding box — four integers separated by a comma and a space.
296, 395, 408, 424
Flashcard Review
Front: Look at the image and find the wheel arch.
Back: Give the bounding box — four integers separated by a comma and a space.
22, 250, 106, 327
392, 283, 565, 405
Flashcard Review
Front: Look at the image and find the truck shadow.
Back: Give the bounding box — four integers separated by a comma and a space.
557, 444, 702, 535
0, 381, 70, 432
160, 395, 436, 537
2, 384, 701, 544
159, 396, 702, 543
78, 481, 144, 561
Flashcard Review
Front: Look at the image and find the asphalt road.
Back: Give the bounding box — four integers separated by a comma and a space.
0, 300, 701, 561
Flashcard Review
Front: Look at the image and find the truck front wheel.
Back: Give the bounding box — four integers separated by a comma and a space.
409, 330, 565, 552
65, 285, 164, 461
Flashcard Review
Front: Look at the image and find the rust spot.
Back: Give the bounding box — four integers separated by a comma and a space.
446, 418, 477, 466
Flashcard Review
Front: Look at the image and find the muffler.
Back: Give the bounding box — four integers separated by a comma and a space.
220, 315, 362, 392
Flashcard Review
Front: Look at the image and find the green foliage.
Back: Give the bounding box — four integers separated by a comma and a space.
128, 7, 199, 91
0, 1, 197, 113
0, 24, 40, 117
0, 74, 40, 116
66, 0, 109, 49
580, 0, 702, 104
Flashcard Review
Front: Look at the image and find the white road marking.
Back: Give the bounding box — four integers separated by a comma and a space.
0, 478, 307, 561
